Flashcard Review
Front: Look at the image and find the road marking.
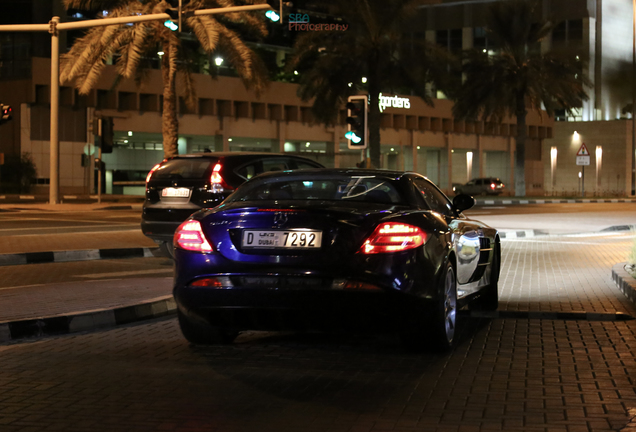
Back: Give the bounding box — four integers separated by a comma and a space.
0, 284, 45, 291
73, 269, 173, 278
0, 226, 139, 233
0, 217, 135, 225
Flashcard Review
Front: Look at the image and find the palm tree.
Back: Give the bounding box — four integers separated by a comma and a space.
288, 0, 452, 169
61, 0, 268, 159
452, 0, 588, 197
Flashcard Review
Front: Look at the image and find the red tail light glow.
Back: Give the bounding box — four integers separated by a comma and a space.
211, 163, 232, 191
360, 222, 426, 254
174, 220, 213, 252
490, 183, 496, 189
146, 163, 162, 183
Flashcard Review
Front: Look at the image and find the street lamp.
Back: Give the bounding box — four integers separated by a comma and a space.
633, 0, 636, 195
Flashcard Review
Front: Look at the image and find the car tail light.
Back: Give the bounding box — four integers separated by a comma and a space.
359, 222, 426, 254
332, 279, 381, 290
491, 183, 496, 189
211, 163, 232, 193
146, 163, 162, 183
190, 277, 232, 288
174, 220, 213, 252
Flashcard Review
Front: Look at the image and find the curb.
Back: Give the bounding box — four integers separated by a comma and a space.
477, 198, 636, 205
0, 247, 161, 267
499, 225, 635, 240
463, 310, 634, 321
612, 262, 636, 306
498, 229, 540, 239
0, 296, 176, 343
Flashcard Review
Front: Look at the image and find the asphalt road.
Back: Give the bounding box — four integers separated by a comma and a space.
0, 207, 143, 236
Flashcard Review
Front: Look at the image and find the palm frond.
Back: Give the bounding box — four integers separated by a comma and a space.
60, 25, 119, 83
62, 0, 128, 11
187, 15, 221, 52
218, 26, 254, 80
116, 24, 151, 78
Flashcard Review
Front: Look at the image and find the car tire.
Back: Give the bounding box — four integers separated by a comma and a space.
401, 260, 457, 353
177, 310, 238, 345
158, 241, 174, 260
474, 241, 500, 311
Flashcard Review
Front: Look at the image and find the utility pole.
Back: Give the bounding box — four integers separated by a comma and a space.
0, 3, 272, 204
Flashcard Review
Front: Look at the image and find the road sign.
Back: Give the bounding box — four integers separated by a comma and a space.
576, 143, 590, 156
576, 156, 590, 165
576, 142, 590, 166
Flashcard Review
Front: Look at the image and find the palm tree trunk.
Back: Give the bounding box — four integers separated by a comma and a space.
367, 79, 382, 168
514, 92, 527, 197
162, 43, 179, 159
368, 51, 381, 169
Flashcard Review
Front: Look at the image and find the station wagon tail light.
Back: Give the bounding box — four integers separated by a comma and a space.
146, 163, 162, 183
490, 183, 496, 189
360, 222, 426, 254
174, 220, 213, 252
210, 163, 231, 193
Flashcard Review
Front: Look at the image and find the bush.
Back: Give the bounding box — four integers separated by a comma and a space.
629, 228, 636, 267
0, 152, 37, 193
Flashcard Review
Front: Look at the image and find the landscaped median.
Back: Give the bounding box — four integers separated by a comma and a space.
612, 263, 636, 304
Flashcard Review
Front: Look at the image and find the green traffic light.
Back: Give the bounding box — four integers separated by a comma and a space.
164, 20, 178, 31
345, 131, 361, 144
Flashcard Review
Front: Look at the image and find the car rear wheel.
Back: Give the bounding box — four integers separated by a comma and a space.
401, 261, 457, 352
158, 241, 174, 260
177, 310, 238, 345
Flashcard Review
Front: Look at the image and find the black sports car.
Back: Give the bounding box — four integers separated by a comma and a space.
173, 169, 501, 351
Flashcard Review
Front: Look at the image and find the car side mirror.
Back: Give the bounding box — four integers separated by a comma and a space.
452, 194, 475, 213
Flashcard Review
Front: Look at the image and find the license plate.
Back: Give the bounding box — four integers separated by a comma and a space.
162, 187, 191, 198
242, 230, 322, 249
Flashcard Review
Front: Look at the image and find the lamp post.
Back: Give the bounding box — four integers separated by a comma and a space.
633, 0, 636, 195
0, 3, 271, 204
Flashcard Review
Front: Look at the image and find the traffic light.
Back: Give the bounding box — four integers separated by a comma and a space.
266, 1, 291, 24
101, 117, 114, 154
345, 95, 367, 149
94, 117, 114, 154
165, 0, 182, 31
0, 104, 12, 125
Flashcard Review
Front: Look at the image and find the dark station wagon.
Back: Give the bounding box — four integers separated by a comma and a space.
141, 152, 324, 257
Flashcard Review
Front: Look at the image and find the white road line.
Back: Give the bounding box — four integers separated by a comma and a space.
0, 217, 135, 224
0, 284, 45, 291
501, 239, 605, 245
0, 226, 139, 233
73, 269, 173, 278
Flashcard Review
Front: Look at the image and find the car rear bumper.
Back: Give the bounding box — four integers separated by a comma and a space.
141, 207, 202, 241
174, 285, 432, 333
141, 220, 182, 242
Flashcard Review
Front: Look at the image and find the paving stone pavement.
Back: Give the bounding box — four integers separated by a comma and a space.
0, 231, 635, 431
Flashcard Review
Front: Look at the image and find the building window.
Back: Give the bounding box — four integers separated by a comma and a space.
552, 19, 583, 46
437, 29, 463, 53
473, 27, 489, 51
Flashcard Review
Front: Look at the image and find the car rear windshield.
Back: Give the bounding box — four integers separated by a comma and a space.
152, 158, 215, 180
227, 175, 405, 205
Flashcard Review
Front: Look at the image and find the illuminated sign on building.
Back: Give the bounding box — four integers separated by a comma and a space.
379, 93, 411, 112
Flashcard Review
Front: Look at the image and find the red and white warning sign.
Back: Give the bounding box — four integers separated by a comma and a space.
576, 143, 590, 165
576, 143, 590, 156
